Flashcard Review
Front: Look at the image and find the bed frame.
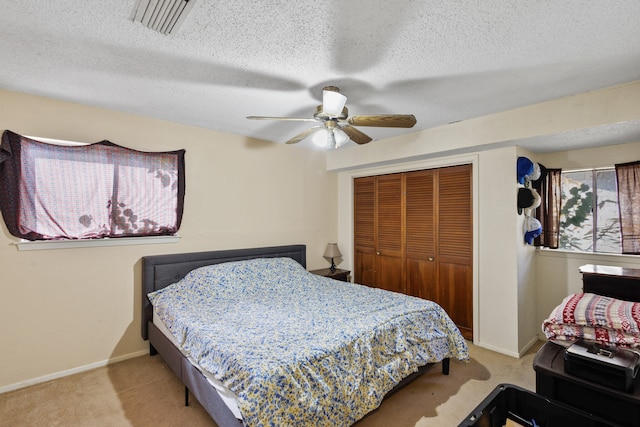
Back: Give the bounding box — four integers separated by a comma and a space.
141, 244, 449, 426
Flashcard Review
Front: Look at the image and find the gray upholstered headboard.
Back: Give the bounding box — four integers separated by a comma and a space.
141, 244, 306, 340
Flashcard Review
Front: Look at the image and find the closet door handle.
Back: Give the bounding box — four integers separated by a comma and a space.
428, 256, 434, 261
376, 251, 380, 255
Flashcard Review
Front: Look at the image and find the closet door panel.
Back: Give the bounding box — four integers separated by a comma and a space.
406, 259, 436, 299
376, 174, 402, 254
355, 252, 377, 287
437, 164, 473, 340
438, 261, 473, 339
438, 165, 472, 261
405, 170, 436, 299
375, 174, 403, 293
378, 256, 404, 293
354, 177, 376, 286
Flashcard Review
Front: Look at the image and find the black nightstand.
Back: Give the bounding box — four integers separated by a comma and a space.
309, 268, 350, 282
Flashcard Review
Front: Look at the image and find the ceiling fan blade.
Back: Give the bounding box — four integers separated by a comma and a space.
285, 126, 322, 144
347, 114, 417, 128
247, 116, 317, 122
342, 125, 373, 145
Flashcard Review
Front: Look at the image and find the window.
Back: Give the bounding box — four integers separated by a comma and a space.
0, 130, 185, 241
559, 168, 620, 253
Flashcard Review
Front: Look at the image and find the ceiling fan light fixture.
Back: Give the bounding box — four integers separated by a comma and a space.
334, 128, 350, 148
313, 128, 350, 149
247, 86, 413, 148
312, 129, 330, 148
322, 90, 347, 117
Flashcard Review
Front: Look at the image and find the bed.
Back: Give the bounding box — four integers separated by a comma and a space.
141, 244, 469, 427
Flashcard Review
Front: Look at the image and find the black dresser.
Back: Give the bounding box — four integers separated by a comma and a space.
533, 264, 640, 426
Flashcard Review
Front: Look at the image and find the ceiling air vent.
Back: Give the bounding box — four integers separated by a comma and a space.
132, 0, 197, 35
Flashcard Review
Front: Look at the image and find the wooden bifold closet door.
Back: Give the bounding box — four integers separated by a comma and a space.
354, 164, 473, 340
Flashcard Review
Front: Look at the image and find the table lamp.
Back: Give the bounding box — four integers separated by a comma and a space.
323, 243, 342, 273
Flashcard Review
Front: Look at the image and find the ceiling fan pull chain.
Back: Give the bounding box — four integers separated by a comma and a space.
331, 129, 340, 149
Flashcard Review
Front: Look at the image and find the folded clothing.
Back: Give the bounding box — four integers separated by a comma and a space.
542, 292, 640, 347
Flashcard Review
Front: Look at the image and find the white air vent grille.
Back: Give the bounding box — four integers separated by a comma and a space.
133, 0, 197, 35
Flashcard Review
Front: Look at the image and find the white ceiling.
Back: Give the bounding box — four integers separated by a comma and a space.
2, 1, 640, 152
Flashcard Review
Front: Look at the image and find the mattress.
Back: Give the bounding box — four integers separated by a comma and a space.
148, 257, 469, 426
152, 310, 243, 420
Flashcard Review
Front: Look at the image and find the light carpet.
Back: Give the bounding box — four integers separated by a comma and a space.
0, 340, 542, 426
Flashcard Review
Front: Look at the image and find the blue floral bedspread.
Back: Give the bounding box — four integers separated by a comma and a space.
148, 257, 469, 427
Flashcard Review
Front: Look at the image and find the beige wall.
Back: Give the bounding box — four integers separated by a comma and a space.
0, 89, 338, 391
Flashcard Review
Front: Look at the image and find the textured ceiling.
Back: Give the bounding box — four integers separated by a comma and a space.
1, 1, 640, 152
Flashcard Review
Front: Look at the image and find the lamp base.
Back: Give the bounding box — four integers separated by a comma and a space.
329, 259, 336, 273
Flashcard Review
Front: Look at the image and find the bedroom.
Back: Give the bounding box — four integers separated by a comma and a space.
2, 1, 640, 425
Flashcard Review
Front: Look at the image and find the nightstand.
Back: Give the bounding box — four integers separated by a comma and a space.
309, 268, 350, 282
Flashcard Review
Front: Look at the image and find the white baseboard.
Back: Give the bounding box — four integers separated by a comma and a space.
477, 342, 521, 358
517, 336, 541, 357
0, 350, 148, 394
476, 336, 540, 358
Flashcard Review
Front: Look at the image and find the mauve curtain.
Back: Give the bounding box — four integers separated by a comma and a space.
0, 130, 185, 241
616, 161, 640, 254
533, 168, 562, 249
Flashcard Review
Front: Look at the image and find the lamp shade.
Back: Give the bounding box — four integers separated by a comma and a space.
323, 243, 342, 259
313, 128, 350, 148
333, 128, 350, 147
322, 90, 347, 116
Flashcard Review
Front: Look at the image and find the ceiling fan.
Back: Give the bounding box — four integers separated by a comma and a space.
246, 86, 417, 149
